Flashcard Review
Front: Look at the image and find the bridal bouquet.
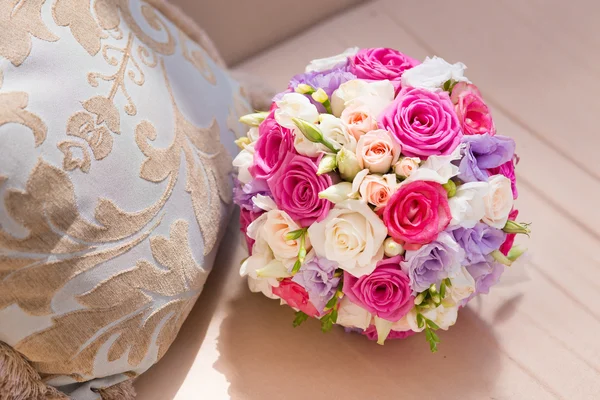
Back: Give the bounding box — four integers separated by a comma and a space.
232, 47, 530, 351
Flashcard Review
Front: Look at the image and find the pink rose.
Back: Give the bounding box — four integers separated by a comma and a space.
499, 209, 519, 255
267, 153, 332, 227
450, 82, 495, 136
362, 325, 415, 341
272, 279, 319, 318
240, 208, 262, 253
380, 87, 463, 158
350, 48, 420, 90
343, 256, 414, 322
488, 159, 518, 199
250, 112, 295, 180
383, 181, 451, 244
340, 104, 379, 140
356, 129, 401, 173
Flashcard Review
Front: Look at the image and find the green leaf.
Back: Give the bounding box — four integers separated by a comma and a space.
424, 327, 439, 353
325, 295, 338, 310
444, 278, 452, 287
426, 318, 440, 331
440, 280, 447, 299
293, 311, 309, 327
430, 330, 440, 343
321, 314, 334, 333
442, 79, 451, 92
292, 259, 302, 274
331, 308, 339, 324
416, 313, 425, 329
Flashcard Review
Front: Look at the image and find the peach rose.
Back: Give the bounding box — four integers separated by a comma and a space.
352, 170, 399, 210
356, 129, 401, 173
393, 157, 421, 178
340, 104, 379, 140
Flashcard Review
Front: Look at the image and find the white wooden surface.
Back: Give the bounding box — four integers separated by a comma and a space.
135, 1, 600, 398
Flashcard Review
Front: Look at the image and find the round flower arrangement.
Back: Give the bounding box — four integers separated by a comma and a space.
233, 48, 530, 350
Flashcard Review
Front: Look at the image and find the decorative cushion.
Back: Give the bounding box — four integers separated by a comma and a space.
0, 0, 251, 398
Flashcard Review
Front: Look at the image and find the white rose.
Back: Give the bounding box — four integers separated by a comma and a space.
292, 127, 329, 157
401, 56, 470, 92
483, 175, 514, 228
449, 267, 476, 303
262, 209, 311, 261
304, 47, 359, 73
319, 114, 357, 151
448, 181, 490, 228
232, 147, 254, 184
308, 199, 387, 277
275, 93, 319, 129
331, 79, 394, 117
403, 144, 463, 184
336, 297, 372, 330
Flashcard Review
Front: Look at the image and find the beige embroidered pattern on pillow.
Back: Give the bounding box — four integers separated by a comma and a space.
0, 0, 250, 396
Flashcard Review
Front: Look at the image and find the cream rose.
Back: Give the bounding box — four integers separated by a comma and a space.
352, 170, 399, 210
262, 209, 311, 261
319, 114, 357, 152
393, 157, 421, 178
275, 92, 319, 129
340, 103, 379, 140
332, 79, 394, 117
401, 56, 470, 92
304, 47, 359, 73
308, 200, 387, 277
483, 174, 514, 228
448, 181, 490, 228
356, 129, 401, 173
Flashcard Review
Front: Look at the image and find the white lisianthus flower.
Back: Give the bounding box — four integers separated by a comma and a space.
404, 144, 463, 184
262, 209, 310, 261
240, 214, 279, 299
483, 175, 514, 228
232, 147, 254, 184
449, 267, 476, 303
448, 181, 490, 228
401, 56, 470, 92
304, 47, 359, 73
251, 194, 277, 212
336, 297, 372, 329
308, 200, 387, 277
247, 126, 260, 142
275, 93, 319, 129
319, 114, 357, 152
406, 301, 460, 332
331, 79, 394, 117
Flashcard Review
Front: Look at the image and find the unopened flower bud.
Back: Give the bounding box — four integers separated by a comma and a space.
239, 112, 269, 127
337, 148, 361, 181
311, 88, 329, 103
317, 154, 337, 175
234, 137, 251, 149
319, 182, 353, 203
295, 84, 314, 94
507, 245, 527, 262
442, 180, 457, 198
292, 117, 324, 143
503, 220, 531, 235
383, 237, 405, 257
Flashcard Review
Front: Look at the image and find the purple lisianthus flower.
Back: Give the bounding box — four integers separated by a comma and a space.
465, 257, 505, 296
457, 134, 516, 182
401, 232, 464, 293
449, 223, 506, 265
288, 65, 356, 112
292, 255, 340, 315
233, 178, 271, 212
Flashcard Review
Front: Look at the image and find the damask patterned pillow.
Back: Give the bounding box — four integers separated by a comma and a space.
0, 0, 251, 398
